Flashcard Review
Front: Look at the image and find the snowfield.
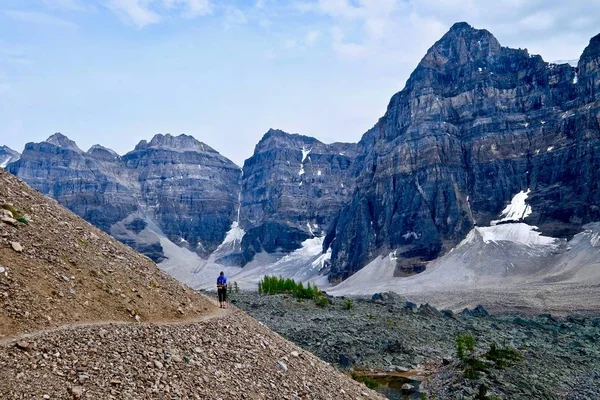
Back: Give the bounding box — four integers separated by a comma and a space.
149, 189, 600, 314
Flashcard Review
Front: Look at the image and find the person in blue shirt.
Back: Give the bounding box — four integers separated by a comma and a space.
217, 271, 228, 309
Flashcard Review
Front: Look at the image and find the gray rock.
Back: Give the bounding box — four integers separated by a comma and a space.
10, 242, 23, 252
326, 24, 600, 280
0, 145, 20, 169
9, 133, 241, 261
277, 360, 288, 371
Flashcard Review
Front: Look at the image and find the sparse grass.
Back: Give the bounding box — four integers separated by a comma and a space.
315, 295, 329, 308
343, 299, 354, 310
456, 334, 523, 381
484, 342, 523, 369
1, 203, 18, 218
351, 373, 379, 390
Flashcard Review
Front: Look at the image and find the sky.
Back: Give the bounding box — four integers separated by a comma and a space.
1, 0, 600, 166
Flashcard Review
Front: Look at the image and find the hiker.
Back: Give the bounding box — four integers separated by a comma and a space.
217, 271, 228, 309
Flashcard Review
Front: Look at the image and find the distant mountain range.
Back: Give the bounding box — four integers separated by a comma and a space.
4, 22, 600, 296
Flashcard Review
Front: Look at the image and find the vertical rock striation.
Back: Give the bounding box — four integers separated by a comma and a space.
326, 23, 600, 280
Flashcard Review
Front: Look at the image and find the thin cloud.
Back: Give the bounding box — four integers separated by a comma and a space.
4, 10, 79, 29
104, 0, 212, 28
41, 0, 95, 12
223, 5, 247, 28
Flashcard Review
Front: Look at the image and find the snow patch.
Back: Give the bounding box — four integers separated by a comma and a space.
402, 231, 419, 240
214, 221, 245, 253
301, 146, 311, 162
491, 189, 532, 225
317, 170, 322, 176
474, 224, 557, 247
547, 146, 554, 152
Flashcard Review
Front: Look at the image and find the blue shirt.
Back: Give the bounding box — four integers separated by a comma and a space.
217, 276, 227, 287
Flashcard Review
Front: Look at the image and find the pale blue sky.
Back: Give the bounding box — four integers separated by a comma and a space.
2, 0, 600, 165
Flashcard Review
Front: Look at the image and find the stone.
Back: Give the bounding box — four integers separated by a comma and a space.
401, 383, 414, 391
70, 386, 85, 398
154, 360, 163, 369
1, 216, 17, 226
10, 242, 23, 252
290, 351, 299, 358
277, 361, 288, 371
0, 266, 5, 274
15, 341, 30, 350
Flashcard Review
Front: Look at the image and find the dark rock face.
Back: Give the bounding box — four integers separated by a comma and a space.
326, 23, 600, 280
0, 146, 20, 168
122, 134, 241, 256
8, 133, 139, 233
9, 133, 241, 260
240, 222, 311, 264
239, 129, 358, 264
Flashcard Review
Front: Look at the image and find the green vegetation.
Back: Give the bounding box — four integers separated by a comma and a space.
257, 275, 328, 307
456, 334, 523, 382
420, 394, 437, 400
233, 281, 240, 293
315, 295, 329, 307
1, 204, 18, 218
484, 342, 524, 369
343, 298, 354, 310
351, 373, 379, 390
456, 333, 475, 361
17, 216, 29, 225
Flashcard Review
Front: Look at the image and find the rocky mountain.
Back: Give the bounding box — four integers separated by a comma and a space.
3, 23, 600, 294
324, 23, 600, 280
0, 146, 19, 169
238, 129, 358, 264
0, 168, 383, 400
8, 133, 241, 262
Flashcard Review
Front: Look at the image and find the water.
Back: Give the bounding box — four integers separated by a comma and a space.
354, 371, 423, 400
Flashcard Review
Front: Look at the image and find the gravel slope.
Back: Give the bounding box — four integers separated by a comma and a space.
0, 310, 384, 399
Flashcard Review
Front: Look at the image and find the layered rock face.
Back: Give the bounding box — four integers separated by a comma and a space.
122, 134, 241, 256
0, 146, 20, 169
8, 134, 139, 233
8, 133, 241, 261
238, 129, 358, 263
326, 23, 600, 280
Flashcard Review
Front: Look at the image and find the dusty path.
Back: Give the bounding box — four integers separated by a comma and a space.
0, 306, 229, 347
0, 308, 384, 400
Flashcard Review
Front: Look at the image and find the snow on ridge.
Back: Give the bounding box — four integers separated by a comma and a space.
491, 189, 532, 225
1, 157, 13, 169
475, 224, 558, 247
214, 221, 245, 252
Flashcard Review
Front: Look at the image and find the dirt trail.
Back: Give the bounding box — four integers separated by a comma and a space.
0, 306, 229, 347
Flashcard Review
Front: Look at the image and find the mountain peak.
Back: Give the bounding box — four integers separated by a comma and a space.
0, 145, 20, 169
134, 133, 217, 154
45, 133, 83, 153
257, 129, 322, 150
580, 32, 600, 62
417, 22, 502, 70
87, 144, 120, 160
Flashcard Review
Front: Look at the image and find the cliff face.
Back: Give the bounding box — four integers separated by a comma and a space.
325, 23, 600, 280
5, 24, 600, 287
122, 134, 241, 256
8, 133, 241, 261
0, 146, 20, 169
238, 129, 358, 263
